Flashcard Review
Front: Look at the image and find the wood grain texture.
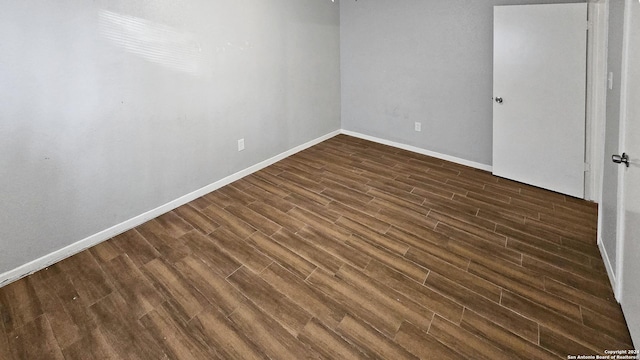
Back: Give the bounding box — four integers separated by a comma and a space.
8, 316, 64, 360
0, 135, 629, 359
298, 317, 370, 360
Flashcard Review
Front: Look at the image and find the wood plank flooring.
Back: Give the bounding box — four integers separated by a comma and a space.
0, 134, 633, 359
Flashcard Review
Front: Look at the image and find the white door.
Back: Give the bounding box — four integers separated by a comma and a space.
600, 0, 626, 291
493, 4, 587, 198
618, 0, 640, 346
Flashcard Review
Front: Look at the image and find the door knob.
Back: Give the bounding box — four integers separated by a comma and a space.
495, 97, 503, 104
612, 153, 630, 167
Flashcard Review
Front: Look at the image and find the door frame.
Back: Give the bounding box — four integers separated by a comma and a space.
589, 0, 621, 292
488, 0, 618, 291
614, 0, 634, 300
591, 0, 634, 300
489, 0, 625, 300
587, 0, 609, 206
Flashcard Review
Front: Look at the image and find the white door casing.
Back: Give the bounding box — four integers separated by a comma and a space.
493, 3, 587, 198
586, 0, 610, 204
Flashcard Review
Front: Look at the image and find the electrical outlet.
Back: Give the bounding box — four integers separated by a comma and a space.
238, 138, 245, 151
414, 122, 422, 132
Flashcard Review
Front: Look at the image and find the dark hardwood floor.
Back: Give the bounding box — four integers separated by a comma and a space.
0, 134, 632, 359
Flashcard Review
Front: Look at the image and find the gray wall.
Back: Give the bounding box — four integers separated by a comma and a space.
0, 0, 340, 275
340, 0, 584, 166
601, 0, 626, 274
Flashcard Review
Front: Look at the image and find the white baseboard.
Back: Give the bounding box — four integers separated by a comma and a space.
340, 130, 493, 172
0, 129, 490, 287
598, 239, 617, 294
0, 130, 341, 288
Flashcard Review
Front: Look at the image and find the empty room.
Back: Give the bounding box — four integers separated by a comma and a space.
1, 0, 639, 359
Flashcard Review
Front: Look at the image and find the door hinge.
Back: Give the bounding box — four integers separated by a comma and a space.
584, 163, 591, 172
587, 21, 592, 30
